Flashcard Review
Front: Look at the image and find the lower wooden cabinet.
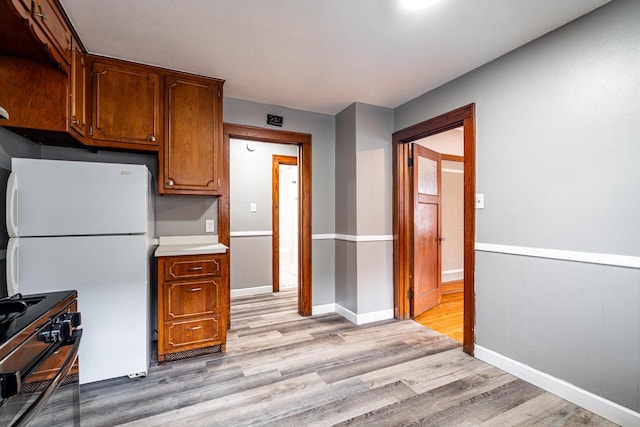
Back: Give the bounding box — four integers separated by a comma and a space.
157, 254, 227, 362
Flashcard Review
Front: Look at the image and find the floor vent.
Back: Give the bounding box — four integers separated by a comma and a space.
163, 345, 222, 362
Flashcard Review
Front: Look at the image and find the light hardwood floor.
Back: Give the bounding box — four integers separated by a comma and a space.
415, 291, 464, 342
79, 290, 616, 426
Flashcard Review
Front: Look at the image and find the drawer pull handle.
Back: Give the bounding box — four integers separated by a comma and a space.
187, 287, 202, 292
186, 326, 202, 331
187, 267, 203, 272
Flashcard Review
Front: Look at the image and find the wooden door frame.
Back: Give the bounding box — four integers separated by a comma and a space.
220, 123, 312, 316
272, 155, 299, 293
393, 103, 476, 355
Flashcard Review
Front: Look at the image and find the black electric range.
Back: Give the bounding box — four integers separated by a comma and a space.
0, 290, 82, 427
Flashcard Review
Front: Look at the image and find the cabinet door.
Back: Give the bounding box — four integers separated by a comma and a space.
9, 0, 32, 19
161, 76, 222, 195
69, 37, 86, 140
31, 0, 71, 68
91, 60, 161, 149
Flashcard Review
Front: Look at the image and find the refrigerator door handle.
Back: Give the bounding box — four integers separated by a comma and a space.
6, 173, 18, 238
7, 238, 19, 296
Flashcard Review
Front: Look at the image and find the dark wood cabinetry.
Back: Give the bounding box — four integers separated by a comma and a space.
0, 0, 70, 70
69, 36, 86, 141
1, 0, 226, 197
30, 0, 71, 70
160, 75, 223, 195
89, 58, 161, 151
157, 253, 228, 362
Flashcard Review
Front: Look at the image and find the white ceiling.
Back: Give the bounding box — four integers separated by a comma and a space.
59, 0, 611, 115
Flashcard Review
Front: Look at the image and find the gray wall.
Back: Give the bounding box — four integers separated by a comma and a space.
229, 139, 297, 290
335, 104, 357, 311
394, 0, 640, 412
355, 104, 393, 314
224, 97, 336, 305
335, 103, 394, 316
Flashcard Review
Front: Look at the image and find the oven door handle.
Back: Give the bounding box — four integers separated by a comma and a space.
13, 329, 83, 427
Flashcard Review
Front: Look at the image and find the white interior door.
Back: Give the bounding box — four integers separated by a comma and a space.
279, 164, 298, 288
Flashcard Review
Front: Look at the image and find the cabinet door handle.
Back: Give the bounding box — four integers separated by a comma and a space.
187, 287, 202, 292
187, 267, 203, 272
186, 326, 201, 331
147, 135, 156, 142
72, 119, 80, 125
36, 11, 47, 20
166, 178, 174, 186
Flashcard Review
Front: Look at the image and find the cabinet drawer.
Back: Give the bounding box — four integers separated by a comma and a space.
163, 254, 224, 281
164, 279, 221, 321
163, 316, 221, 352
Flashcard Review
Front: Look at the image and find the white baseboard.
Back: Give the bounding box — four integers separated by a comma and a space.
230, 285, 273, 297
334, 304, 394, 325
475, 346, 640, 426
312, 303, 335, 316
442, 269, 463, 282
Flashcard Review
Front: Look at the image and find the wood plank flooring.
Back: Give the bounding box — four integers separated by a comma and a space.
79, 290, 616, 426
415, 291, 464, 342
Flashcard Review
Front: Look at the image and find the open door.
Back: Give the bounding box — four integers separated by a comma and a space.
411, 143, 442, 317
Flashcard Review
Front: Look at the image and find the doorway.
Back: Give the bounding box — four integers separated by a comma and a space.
392, 104, 476, 355
220, 123, 312, 317
414, 129, 465, 342
272, 155, 299, 292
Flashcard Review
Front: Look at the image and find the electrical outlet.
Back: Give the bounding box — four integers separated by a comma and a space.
205, 219, 215, 233
250, 203, 257, 213
475, 193, 485, 209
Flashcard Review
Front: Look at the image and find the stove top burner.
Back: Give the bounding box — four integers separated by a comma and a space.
0, 294, 46, 326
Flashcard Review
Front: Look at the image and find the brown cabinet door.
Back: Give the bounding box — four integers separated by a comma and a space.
69, 37, 86, 140
31, 0, 71, 68
161, 75, 222, 195
164, 279, 222, 321
91, 60, 161, 149
9, 0, 32, 18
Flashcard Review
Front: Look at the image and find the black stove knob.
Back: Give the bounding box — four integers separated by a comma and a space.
63, 312, 81, 327
38, 321, 72, 343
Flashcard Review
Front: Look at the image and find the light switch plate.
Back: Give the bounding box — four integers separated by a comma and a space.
475, 193, 485, 209
205, 219, 215, 233
250, 203, 257, 213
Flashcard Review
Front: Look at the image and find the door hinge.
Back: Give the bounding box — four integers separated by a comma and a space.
89, 126, 93, 136
408, 156, 413, 167
408, 288, 414, 300
217, 89, 221, 98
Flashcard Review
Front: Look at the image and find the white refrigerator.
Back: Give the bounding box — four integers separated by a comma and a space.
6, 158, 155, 385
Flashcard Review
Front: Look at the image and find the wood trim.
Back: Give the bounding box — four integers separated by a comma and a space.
441, 154, 464, 162
392, 103, 476, 355
222, 124, 312, 316
272, 155, 298, 293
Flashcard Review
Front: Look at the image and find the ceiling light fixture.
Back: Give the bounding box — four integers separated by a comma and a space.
397, 0, 441, 11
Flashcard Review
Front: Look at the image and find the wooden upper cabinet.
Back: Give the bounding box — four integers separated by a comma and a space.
68, 37, 86, 140
90, 59, 161, 151
30, 0, 71, 69
9, 0, 32, 19
160, 75, 223, 195
1, 0, 71, 69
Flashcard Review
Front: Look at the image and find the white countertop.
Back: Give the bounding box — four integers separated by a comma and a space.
154, 235, 228, 257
